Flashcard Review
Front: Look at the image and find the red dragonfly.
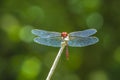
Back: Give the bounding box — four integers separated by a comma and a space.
32, 29, 99, 59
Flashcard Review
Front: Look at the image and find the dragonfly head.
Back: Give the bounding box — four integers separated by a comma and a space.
61, 32, 68, 38
61, 32, 69, 42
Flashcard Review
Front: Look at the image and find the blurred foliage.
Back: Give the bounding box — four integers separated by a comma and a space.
0, 0, 120, 80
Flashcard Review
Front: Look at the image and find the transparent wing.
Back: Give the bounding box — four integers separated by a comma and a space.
68, 37, 99, 47
69, 29, 97, 37
33, 37, 62, 47
32, 29, 61, 38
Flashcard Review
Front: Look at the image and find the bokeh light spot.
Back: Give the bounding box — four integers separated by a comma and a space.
19, 25, 34, 43
64, 74, 80, 80
67, 0, 84, 14
24, 6, 44, 23
86, 12, 103, 29
114, 47, 120, 63
83, 0, 101, 10
1, 14, 21, 41
20, 57, 41, 79
88, 70, 108, 80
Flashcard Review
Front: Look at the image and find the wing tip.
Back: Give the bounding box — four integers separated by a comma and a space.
33, 37, 40, 43
68, 37, 99, 47
84, 37, 99, 46
90, 28, 97, 33
31, 29, 38, 34
31, 29, 35, 34
93, 37, 99, 44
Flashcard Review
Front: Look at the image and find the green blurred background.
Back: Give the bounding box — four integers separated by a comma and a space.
0, 0, 120, 80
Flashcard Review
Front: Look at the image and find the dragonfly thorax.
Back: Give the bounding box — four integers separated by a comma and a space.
64, 36, 69, 41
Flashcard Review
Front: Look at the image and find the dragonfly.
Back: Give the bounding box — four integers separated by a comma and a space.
32, 29, 99, 59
